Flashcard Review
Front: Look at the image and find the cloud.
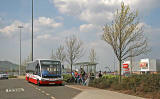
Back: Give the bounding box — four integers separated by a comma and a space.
53, 0, 160, 25
0, 17, 63, 39
0, 20, 22, 38
36, 34, 52, 39
80, 24, 98, 32
35, 17, 63, 28
143, 24, 160, 47
36, 34, 60, 40
54, 16, 64, 21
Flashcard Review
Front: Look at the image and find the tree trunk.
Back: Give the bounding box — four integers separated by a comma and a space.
130, 49, 133, 75
71, 63, 72, 75
119, 59, 122, 83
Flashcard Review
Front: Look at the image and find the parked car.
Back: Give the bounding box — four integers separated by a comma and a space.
0, 72, 8, 79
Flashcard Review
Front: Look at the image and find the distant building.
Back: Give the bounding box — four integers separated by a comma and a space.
122, 58, 160, 74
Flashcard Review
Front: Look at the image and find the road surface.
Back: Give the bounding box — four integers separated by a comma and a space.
0, 79, 81, 99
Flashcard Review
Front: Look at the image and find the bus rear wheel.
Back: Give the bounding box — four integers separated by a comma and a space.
59, 83, 63, 86
27, 77, 30, 83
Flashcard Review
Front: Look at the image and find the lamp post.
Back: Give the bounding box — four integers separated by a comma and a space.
18, 26, 23, 76
114, 56, 115, 74
31, 0, 34, 61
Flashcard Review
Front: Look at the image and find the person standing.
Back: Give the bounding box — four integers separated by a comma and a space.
98, 71, 102, 78
74, 69, 78, 83
80, 68, 85, 85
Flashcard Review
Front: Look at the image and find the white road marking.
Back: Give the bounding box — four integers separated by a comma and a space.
31, 85, 56, 99
12, 89, 15, 92
46, 93, 50, 96
5, 88, 24, 93
21, 88, 24, 91
51, 96, 56, 99
5, 89, 8, 93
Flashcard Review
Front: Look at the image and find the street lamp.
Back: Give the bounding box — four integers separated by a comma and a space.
31, 0, 34, 61
18, 26, 24, 76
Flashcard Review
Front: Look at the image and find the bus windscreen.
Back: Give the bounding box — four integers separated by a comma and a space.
40, 60, 61, 78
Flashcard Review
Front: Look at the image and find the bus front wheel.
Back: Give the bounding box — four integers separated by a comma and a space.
37, 80, 41, 86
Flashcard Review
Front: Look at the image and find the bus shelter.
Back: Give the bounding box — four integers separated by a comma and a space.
74, 62, 98, 74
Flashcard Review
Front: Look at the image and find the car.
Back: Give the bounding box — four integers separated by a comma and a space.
0, 72, 8, 79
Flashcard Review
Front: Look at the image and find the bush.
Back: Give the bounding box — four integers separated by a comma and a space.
8, 75, 17, 78
119, 74, 160, 92
89, 75, 119, 89
111, 81, 122, 90
89, 74, 160, 99
136, 74, 160, 92
89, 74, 160, 93
62, 74, 73, 83
102, 74, 119, 79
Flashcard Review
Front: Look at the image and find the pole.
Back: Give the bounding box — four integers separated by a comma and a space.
31, 0, 34, 61
18, 26, 23, 76
130, 49, 133, 75
114, 56, 115, 75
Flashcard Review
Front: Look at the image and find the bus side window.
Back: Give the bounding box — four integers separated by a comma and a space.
35, 63, 40, 76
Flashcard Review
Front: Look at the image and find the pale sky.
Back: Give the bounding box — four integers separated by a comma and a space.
0, 0, 160, 71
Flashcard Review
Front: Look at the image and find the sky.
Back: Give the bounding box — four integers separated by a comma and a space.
0, 0, 160, 71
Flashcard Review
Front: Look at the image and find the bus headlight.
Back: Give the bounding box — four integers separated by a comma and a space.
41, 78, 48, 81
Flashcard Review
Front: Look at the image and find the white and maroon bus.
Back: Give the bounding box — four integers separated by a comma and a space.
26, 59, 63, 85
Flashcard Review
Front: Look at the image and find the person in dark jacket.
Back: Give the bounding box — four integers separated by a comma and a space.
98, 71, 102, 78
80, 68, 85, 85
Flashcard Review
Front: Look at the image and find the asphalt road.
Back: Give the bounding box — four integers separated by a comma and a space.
0, 79, 81, 99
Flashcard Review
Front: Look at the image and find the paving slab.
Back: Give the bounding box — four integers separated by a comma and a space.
66, 85, 146, 99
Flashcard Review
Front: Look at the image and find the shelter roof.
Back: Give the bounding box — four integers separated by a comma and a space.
74, 62, 98, 66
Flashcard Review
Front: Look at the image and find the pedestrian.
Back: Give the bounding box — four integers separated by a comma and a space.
103, 71, 107, 75
84, 73, 90, 86
80, 67, 86, 85
74, 69, 78, 83
98, 71, 102, 78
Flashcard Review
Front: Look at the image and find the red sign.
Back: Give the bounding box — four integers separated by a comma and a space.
140, 62, 148, 67
123, 64, 129, 68
124, 68, 129, 71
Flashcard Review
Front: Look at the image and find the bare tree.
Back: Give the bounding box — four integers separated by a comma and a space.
21, 55, 31, 74
102, 2, 149, 82
89, 48, 97, 63
51, 45, 66, 64
22, 55, 31, 66
65, 35, 84, 74
51, 49, 56, 60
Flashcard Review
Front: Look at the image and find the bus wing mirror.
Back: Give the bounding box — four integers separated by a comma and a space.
62, 65, 64, 69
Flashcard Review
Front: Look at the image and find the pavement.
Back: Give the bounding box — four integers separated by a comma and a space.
17, 76, 25, 79
66, 85, 146, 99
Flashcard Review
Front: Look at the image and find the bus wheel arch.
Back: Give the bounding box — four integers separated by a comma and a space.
27, 77, 30, 83
37, 79, 41, 86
